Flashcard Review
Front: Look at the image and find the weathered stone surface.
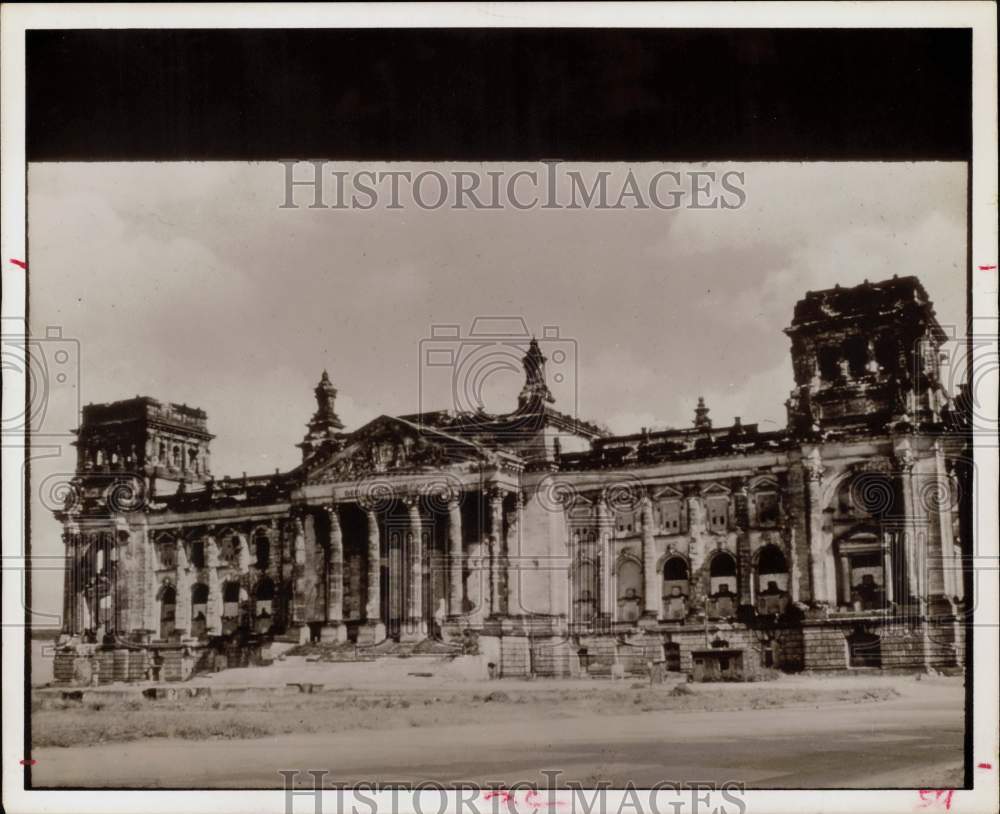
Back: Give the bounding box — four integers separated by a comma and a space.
51, 276, 968, 681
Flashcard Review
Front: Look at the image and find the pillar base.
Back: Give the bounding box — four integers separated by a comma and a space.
319, 622, 347, 643
398, 620, 428, 643
356, 621, 386, 645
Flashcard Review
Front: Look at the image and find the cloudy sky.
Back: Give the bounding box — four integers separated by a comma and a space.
25, 161, 967, 620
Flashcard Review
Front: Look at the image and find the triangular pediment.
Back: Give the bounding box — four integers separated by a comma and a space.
700, 482, 732, 496
303, 415, 495, 483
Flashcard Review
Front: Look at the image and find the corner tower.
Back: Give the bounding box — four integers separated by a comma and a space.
73, 397, 213, 497
784, 275, 950, 433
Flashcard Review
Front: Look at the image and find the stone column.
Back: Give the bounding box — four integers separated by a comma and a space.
640, 493, 658, 619
401, 498, 427, 641
358, 508, 385, 644
321, 505, 346, 642
448, 496, 464, 616
174, 542, 192, 639
803, 448, 827, 604
507, 490, 524, 617
896, 445, 920, 604
143, 530, 158, 634
489, 489, 504, 616
61, 529, 76, 635
882, 532, 895, 604
596, 494, 613, 620
205, 536, 222, 635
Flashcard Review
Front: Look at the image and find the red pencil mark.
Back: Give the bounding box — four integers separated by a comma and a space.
483, 791, 567, 812
523, 790, 566, 810
917, 789, 955, 810
484, 791, 514, 803
9, 258, 27, 270
19, 758, 36, 766
979, 265, 997, 271
978, 762, 993, 769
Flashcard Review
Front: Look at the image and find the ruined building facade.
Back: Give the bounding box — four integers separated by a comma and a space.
53, 276, 970, 682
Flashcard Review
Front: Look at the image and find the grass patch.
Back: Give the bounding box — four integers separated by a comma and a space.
31, 683, 904, 749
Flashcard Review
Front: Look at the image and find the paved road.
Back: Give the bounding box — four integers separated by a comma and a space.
32, 686, 964, 789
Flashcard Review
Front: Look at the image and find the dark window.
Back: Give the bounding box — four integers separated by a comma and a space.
756, 492, 779, 525
874, 335, 898, 372
255, 534, 270, 569
757, 545, 787, 575
843, 335, 870, 378
663, 557, 689, 581
817, 346, 842, 382
710, 552, 737, 578
190, 541, 205, 569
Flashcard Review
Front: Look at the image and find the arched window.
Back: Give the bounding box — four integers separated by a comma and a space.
159, 585, 176, 640
616, 559, 642, 622
222, 581, 241, 618
709, 552, 737, 595
255, 578, 275, 633
663, 557, 689, 595
191, 583, 209, 638
708, 552, 738, 618
756, 545, 788, 592
755, 545, 789, 614
662, 557, 689, 620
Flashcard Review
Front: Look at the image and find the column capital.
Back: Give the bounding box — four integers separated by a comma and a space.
486, 484, 507, 505
894, 447, 916, 473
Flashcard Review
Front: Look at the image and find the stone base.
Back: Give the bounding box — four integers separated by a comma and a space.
637, 613, 662, 630
356, 621, 386, 645
319, 623, 347, 643
398, 620, 428, 643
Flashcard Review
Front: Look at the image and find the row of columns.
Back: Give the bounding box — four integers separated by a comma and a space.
62, 529, 119, 637
315, 487, 515, 643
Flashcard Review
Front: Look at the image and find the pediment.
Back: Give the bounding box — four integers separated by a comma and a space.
303, 415, 494, 483
700, 482, 732, 497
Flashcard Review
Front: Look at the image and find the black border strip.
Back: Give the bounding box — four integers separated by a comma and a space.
27, 28, 971, 161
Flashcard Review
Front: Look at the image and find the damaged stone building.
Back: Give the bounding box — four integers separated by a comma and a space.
52, 275, 970, 682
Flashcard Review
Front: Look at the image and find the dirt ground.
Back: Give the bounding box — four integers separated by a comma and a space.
28, 661, 965, 789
